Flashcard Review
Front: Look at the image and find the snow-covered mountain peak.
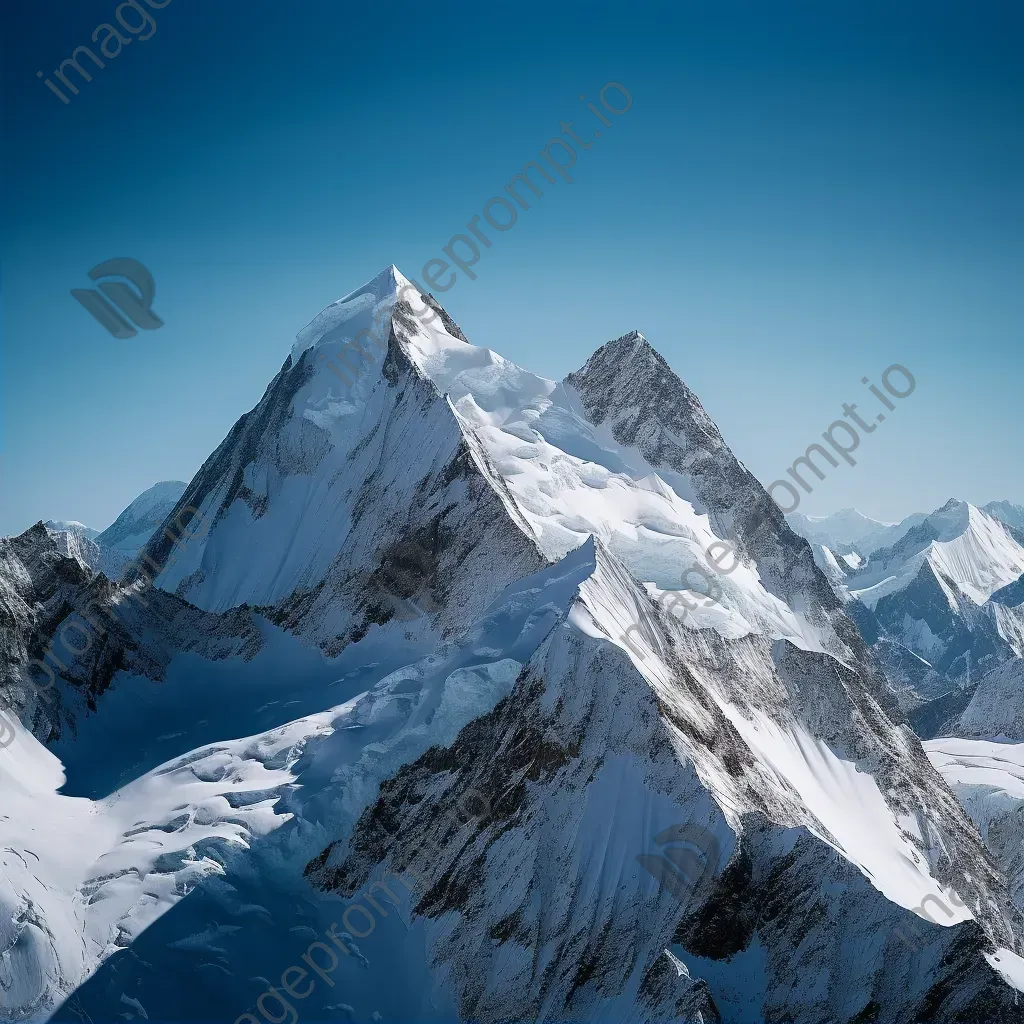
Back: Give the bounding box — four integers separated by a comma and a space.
8, 267, 1024, 1021
297, 263, 394, 339
850, 499, 1024, 609
928, 497, 973, 539
44, 520, 99, 540
290, 263, 422, 364
95, 480, 187, 551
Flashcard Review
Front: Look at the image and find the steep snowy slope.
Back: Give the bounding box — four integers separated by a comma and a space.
92, 480, 187, 578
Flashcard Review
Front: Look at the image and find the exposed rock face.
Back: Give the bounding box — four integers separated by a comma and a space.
564, 331, 897, 716
1, 524, 261, 746
1, 524, 96, 728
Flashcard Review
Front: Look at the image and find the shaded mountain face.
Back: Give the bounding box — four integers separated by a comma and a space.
3, 267, 1024, 1023
954, 659, 1024, 742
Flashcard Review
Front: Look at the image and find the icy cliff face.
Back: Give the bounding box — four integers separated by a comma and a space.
3, 267, 1023, 1023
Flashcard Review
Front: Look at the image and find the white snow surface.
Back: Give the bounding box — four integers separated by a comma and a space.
577, 548, 973, 925
0, 710, 333, 1019
95, 481, 187, 552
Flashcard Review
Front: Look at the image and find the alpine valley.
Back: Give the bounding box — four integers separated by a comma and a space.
2, 267, 1023, 1024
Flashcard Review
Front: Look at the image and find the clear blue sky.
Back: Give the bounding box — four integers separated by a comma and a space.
2, 0, 1021, 534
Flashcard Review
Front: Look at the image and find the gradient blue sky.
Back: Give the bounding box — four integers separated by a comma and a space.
2, 0, 1021, 534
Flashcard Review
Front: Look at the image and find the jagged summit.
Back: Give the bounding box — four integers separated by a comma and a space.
290, 263, 413, 364
569, 328, 680, 391
584, 328, 660, 365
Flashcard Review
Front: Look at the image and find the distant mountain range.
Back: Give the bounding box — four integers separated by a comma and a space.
788, 500, 1024, 713
789, 502, 1024, 556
